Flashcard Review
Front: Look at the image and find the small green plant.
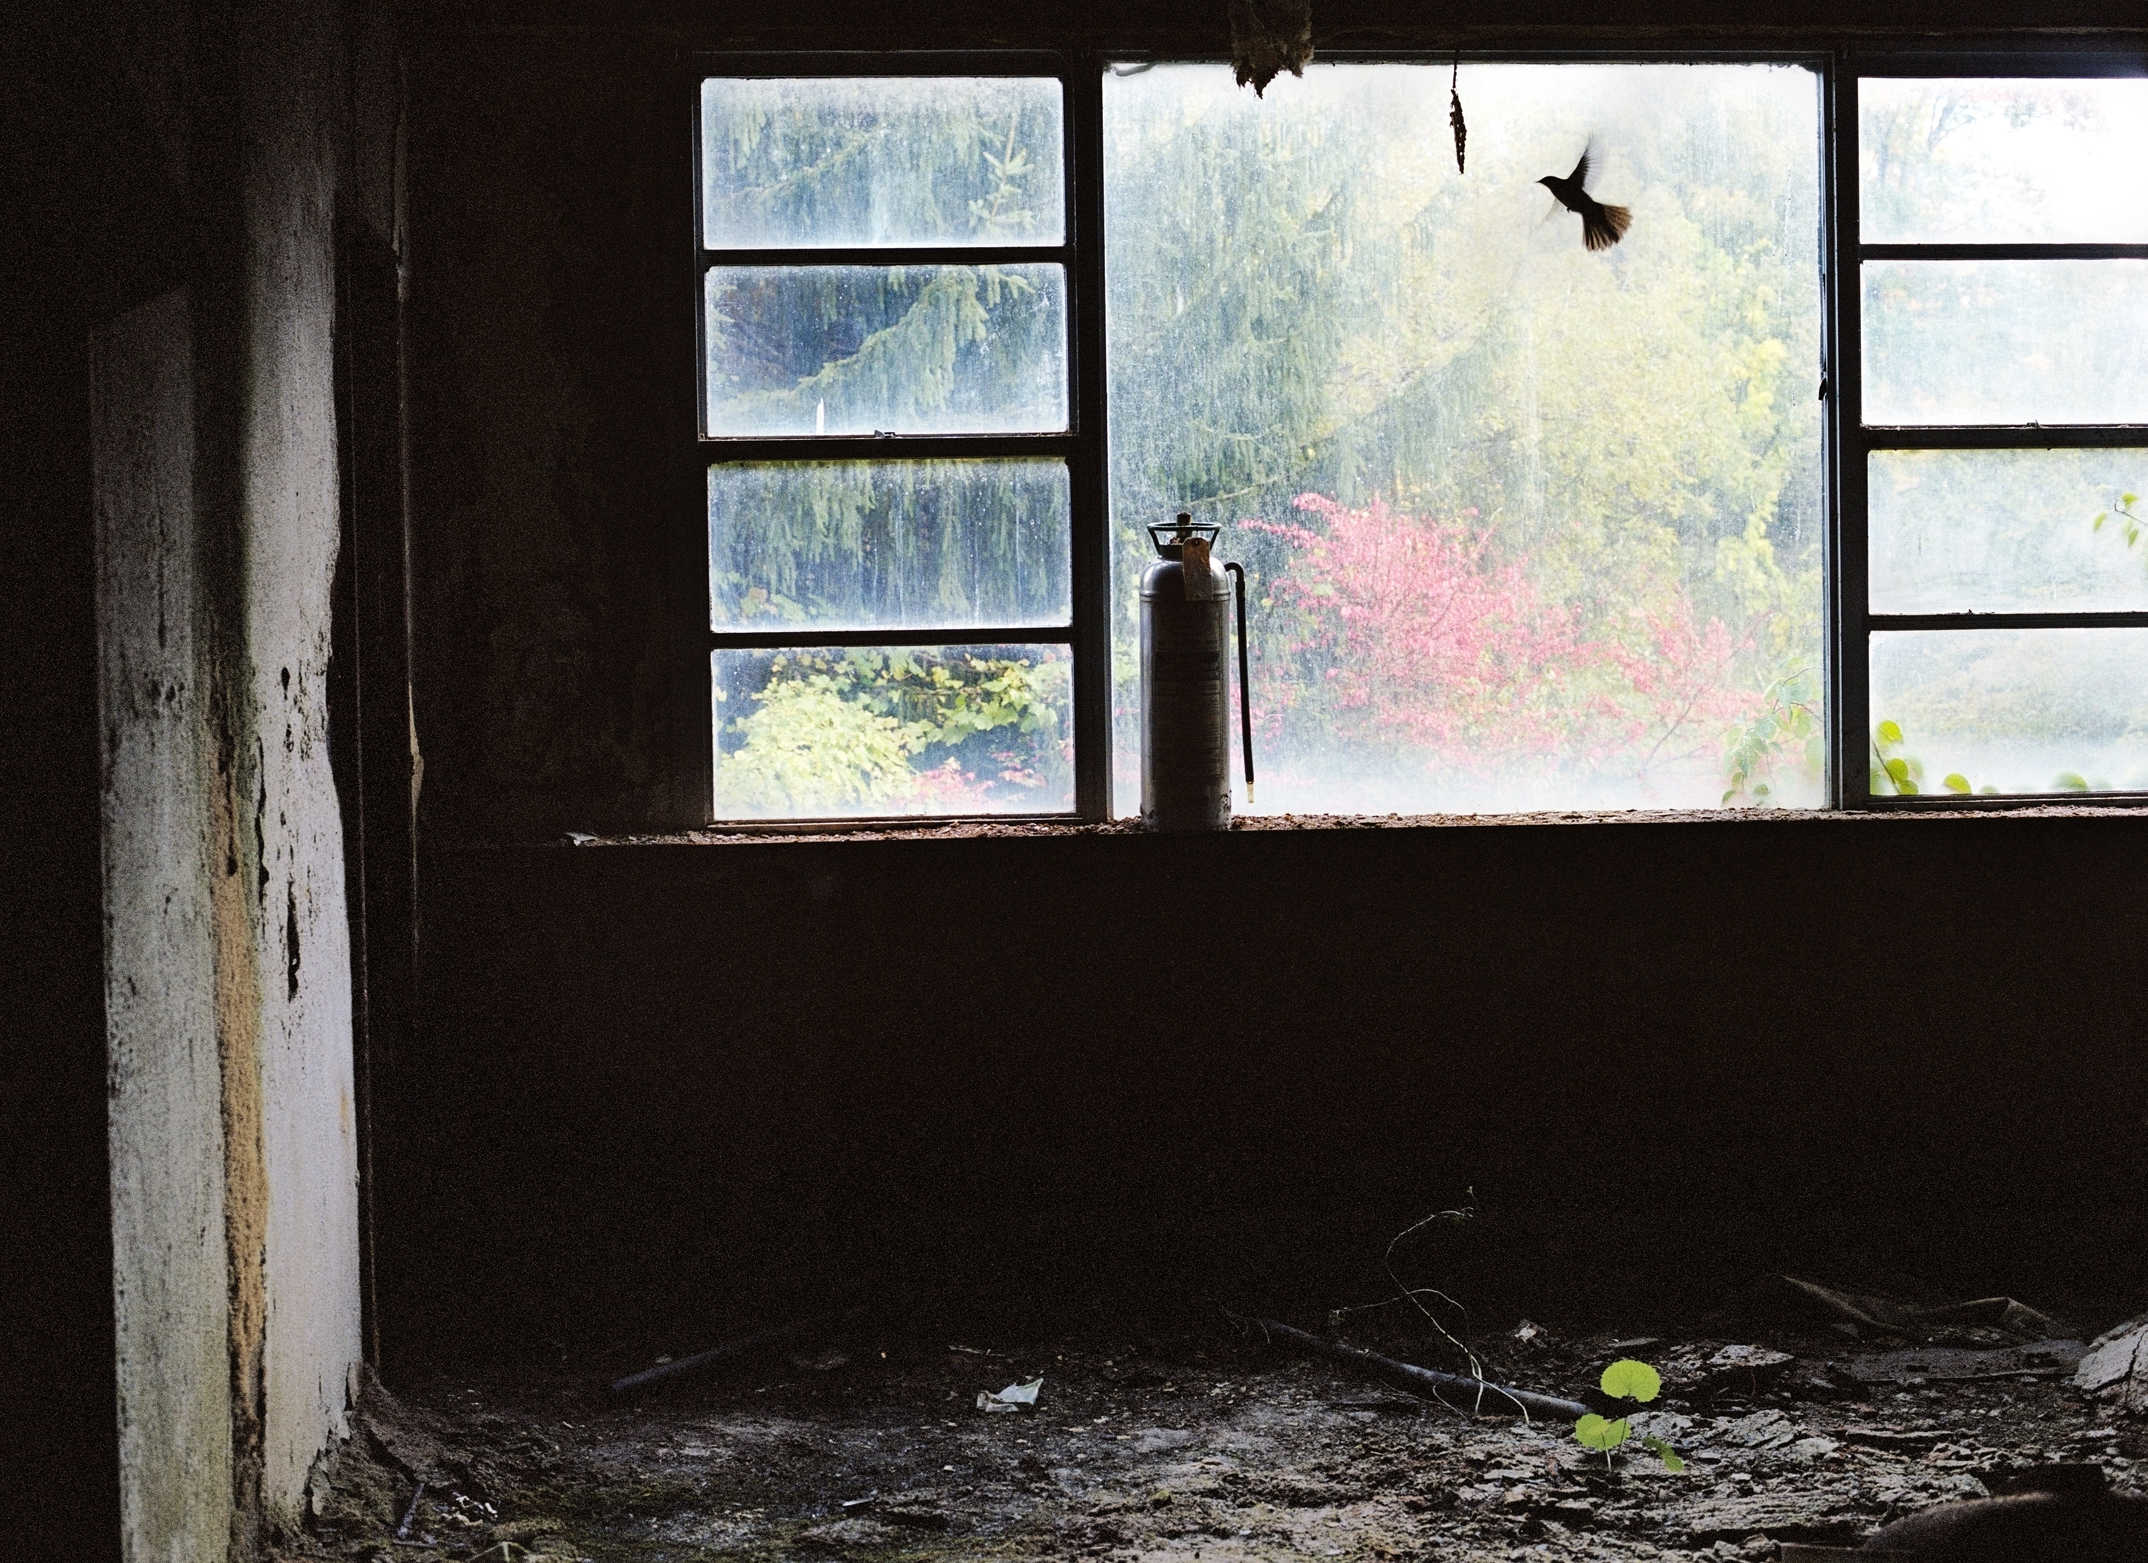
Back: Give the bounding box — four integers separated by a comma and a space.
1872, 718, 1997, 797
2092, 491, 2143, 553
1573, 1359, 1685, 1473
1722, 667, 1822, 805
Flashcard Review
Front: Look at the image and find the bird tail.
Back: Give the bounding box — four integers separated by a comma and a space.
1584, 204, 1632, 253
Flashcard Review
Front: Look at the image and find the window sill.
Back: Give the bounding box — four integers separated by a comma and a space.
561, 801, 2148, 846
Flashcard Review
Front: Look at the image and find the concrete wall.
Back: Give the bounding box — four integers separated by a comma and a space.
235, 3, 364, 1522
86, 0, 375, 1554
95, 287, 235, 1563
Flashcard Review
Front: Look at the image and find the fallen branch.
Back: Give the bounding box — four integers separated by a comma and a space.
1226, 1312, 1590, 1421
609, 1308, 864, 1397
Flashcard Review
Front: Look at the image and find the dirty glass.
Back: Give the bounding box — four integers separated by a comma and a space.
1860, 78, 2148, 245
1862, 261, 2148, 427
1103, 62, 1827, 815
1869, 450, 2148, 614
712, 644, 1074, 818
701, 77, 1065, 250
1869, 629, 2148, 796
709, 459, 1072, 631
705, 264, 1068, 436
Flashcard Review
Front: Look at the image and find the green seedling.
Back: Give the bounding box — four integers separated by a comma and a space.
2092, 491, 2143, 551
1873, 719, 1998, 798
1573, 1358, 1685, 1473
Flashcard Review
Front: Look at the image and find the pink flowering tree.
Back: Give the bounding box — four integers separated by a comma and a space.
1246, 493, 1770, 798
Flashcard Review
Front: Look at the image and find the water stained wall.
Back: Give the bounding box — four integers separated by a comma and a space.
84, 0, 386, 1553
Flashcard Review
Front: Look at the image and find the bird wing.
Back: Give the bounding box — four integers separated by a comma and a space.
1567, 148, 1591, 188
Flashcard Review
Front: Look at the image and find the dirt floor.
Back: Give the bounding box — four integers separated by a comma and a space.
289, 1285, 2147, 1563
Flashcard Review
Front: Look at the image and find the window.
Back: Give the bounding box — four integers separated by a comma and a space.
1841, 60, 2148, 801
1104, 61, 1826, 813
696, 61, 1104, 820
693, 49, 2145, 825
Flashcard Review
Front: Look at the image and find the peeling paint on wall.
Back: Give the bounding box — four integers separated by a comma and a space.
95, 285, 237, 1563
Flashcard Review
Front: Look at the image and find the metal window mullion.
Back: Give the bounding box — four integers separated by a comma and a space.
1067, 57, 1111, 821
696, 50, 1071, 78
1863, 426, 2148, 450
685, 54, 720, 819
1856, 46, 2148, 79
1871, 612, 2148, 632
709, 626, 1074, 650
701, 434, 1076, 462
1828, 57, 1870, 810
1861, 243, 2148, 262
703, 245, 1075, 269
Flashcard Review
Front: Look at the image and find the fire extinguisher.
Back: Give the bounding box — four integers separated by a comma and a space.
1140, 514, 1255, 832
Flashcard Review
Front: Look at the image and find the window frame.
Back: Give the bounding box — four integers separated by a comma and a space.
683, 41, 2148, 828
687, 50, 1112, 824
1831, 45, 2148, 809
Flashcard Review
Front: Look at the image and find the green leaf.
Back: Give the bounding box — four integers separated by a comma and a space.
2056, 771, 2090, 791
1877, 720, 1903, 746
1641, 1435, 1686, 1472
1885, 757, 1910, 784
1897, 777, 1919, 795
1600, 1360, 1662, 1403
1575, 1414, 1630, 1451
1943, 773, 1970, 794
2125, 493, 2140, 508
1979, 785, 1999, 796
2096, 512, 2109, 531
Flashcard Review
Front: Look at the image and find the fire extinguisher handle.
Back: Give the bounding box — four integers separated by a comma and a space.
1224, 562, 1254, 808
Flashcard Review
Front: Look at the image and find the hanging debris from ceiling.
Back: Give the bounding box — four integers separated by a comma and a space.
1229, 0, 1313, 96
1449, 54, 1467, 173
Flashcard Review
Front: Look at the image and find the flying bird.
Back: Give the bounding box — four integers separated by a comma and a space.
1537, 146, 1631, 252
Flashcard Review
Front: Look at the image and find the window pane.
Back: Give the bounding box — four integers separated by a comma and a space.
1862, 260, 2148, 426
701, 77, 1066, 250
1870, 628, 2148, 795
1860, 78, 2148, 245
713, 645, 1073, 819
1104, 63, 1826, 814
709, 459, 1071, 631
705, 264, 1068, 436
1870, 449, 2148, 614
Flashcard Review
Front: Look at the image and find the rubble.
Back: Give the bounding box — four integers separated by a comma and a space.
286, 1314, 2148, 1563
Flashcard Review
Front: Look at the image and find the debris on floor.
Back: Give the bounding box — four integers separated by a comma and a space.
287, 1299, 2148, 1563
978, 1377, 1044, 1413
2077, 1312, 2148, 1415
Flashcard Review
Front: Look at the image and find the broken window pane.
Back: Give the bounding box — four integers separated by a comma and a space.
1869, 449, 2148, 614
1870, 628, 2148, 795
709, 459, 1072, 631
1862, 260, 2148, 426
705, 264, 1069, 436
713, 644, 1073, 818
701, 76, 1066, 250
1860, 77, 2148, 245
1103, 62, 1826, 814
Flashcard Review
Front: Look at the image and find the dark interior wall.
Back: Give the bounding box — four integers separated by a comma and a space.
387, 3, 2148, 1359
0, 9, 191, 1554
0, 227, 124, 1563
407, 33, 692, 842
387, 814, 2148, 1356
